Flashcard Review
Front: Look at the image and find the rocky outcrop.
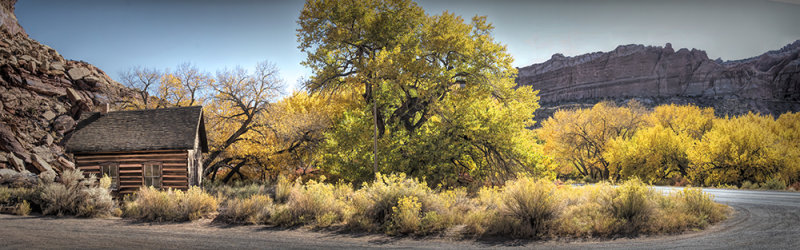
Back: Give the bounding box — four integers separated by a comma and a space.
518, 41, 800, 118
0, 0, 133, 177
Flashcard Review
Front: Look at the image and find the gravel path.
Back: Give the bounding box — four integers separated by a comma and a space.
0, 188, 798, 249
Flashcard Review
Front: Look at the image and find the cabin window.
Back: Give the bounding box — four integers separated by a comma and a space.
99, 162, 119, 190
143, 162, 162, 188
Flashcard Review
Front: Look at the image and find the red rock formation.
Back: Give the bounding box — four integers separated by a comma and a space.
0, 0, 133, 176
518, 41, 800, 116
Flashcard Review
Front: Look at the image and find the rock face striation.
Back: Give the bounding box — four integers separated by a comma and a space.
0, 0, 133, 180
517, 41, 800, 120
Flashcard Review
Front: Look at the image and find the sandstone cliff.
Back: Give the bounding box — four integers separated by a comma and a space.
0, 0, 133, 180
518, 41, 800, 120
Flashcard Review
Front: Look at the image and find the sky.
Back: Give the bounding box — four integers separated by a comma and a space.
15, 0, 800, 92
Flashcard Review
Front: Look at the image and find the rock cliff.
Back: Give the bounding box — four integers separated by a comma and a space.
0, 0, 133, 180
518, 41, 800, 120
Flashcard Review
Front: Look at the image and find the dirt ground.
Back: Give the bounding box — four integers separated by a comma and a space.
1, 188, 798, 249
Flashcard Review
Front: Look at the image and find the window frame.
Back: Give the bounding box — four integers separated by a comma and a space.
142, 162, 162, 188
99, 162, 119, 190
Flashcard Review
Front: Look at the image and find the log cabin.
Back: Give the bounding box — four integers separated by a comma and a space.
65, 106, 208, 194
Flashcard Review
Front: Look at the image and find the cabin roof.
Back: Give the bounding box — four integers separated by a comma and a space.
66, 106, 209, 153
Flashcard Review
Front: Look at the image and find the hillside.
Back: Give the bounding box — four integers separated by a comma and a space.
517, 41, 800, 122
0, 0, 132, 179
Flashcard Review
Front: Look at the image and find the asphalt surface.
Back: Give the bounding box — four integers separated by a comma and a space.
0, 187, 798, 249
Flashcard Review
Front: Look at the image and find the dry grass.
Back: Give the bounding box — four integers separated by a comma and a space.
217, 194, 273, 224
38, 170, 116, 218
116, 174, 727, 239
123, 186, 218, 222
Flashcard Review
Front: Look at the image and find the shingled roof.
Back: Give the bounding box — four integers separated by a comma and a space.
66, 106, 209, 153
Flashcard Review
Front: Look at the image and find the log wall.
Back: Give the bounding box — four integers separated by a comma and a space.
74, 150, 190, 194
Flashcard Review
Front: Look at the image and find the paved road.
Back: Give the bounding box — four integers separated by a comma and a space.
0, 188, 798, 249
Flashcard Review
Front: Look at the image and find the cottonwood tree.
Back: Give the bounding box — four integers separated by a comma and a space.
687, 113, 784, 186
604, 104, 715, 183
119, 66, 162, 109
159, 62, 214, 107
203, 61, 283, 181
219, 90, 359, 182
299, 0, 548, 185
538, 102, 645, 181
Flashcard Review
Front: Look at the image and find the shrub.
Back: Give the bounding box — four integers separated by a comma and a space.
181, 187, 219, 221
272, 177, 349, 227
674, 188, 727, 227
206, 181, 270, 199
123, 187, 178, 221
274, 175, 293, 204
15, 200, 30, 216
498, 177, 559, 237
218, 194, 273, 224
388, 196, 422, 235
741, 181, 760, 190
610, 179, 654, 233
555, 183, 620, 237
123, 186, 218, 222
762, 177, 786, 190
37, 170, 115, 217
557, 200, 619, 237
346, 173, 436, 231
0, 187, 36, 208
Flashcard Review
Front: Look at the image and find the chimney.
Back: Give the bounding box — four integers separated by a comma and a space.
101, 103, 110, 114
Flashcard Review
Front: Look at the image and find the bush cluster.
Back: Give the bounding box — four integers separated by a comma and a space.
200, 174, 727, 238
0, 169, 116, 218
3, 172, 728, 239
122, 186, 218, 222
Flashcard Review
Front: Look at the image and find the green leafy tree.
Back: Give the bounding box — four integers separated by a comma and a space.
299, 0, 549, 186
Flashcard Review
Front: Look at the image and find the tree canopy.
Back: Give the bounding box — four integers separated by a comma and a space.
299, 0, 549, 186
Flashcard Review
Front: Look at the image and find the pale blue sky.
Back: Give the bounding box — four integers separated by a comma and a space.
15, 0, 800, 91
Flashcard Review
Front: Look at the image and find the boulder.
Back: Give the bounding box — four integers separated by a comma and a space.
56, 156, 75, 170
0, 169, 38, 188
41, 134, 53, 145
31, 146, 54, 162
24, 77, 66, 96
83, 76, 101, 86
65, 87, 83, 103
0, 123, 26, 158
49, 62, 64, 71
52, 115, 76, 135
7, 153, 24, 172
31, 154, 54, 173
66, 67, 90, 80
41, 110, 56, 121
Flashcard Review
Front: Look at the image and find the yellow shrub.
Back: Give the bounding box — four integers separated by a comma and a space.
123, 187, 218, 222
610, 179, 655, 233
498, 177, 560, 237
389, 196, 422, 235
15, 200, 31, 216
219, 194, 273, 224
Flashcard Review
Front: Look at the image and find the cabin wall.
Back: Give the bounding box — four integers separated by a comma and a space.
74, 150, 190, 194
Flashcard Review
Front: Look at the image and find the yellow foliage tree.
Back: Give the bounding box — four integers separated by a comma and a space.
647, 104, 714, 139
687, 113, 783, 186
605, 125, 691, 183
605, 104, 714, 183
538, 101, 645, 181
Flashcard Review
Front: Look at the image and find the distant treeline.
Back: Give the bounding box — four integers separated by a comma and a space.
538, 102, 799, 188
